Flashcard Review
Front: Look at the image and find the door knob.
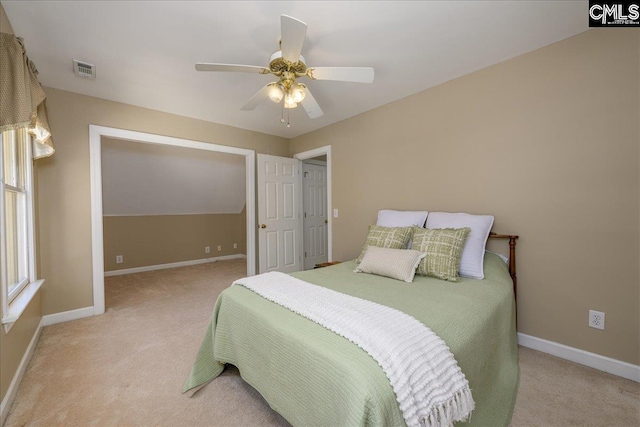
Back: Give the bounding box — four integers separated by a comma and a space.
325, 219, 328, 224
260, 224, 267, 229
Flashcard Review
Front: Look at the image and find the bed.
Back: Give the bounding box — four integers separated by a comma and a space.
184, 233, 519, 427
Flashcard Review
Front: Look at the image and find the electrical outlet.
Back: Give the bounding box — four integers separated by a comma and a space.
589, 310, 605, 330
116, 255, 123, 264
233, 243, 237, 249
205, 246, 210, 254
217, 245, 222, 251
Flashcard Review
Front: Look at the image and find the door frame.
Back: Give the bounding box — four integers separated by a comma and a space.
89, 125, 256, 315
293, 146, 332, 263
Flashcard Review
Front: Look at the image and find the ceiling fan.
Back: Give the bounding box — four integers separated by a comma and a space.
195, 15, 375, 126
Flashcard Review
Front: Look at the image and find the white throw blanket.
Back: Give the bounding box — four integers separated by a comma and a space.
233, 272, 474, 427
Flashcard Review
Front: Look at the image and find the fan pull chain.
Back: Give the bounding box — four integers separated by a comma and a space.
279, 100, 291, 128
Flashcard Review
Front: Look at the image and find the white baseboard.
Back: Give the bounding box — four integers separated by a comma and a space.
518, 333, 640, 383
0, 317, 44, 426
42, 306, 95, 326
104, 254, 247, 277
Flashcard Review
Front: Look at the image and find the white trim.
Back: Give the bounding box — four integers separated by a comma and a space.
1, 130, 40, 327
104, 254, 247, 277
89, 125, 256, 316
0, 132, 5, 319
0, 317, 43, 426
42, 306, 95, 327
89, 126, 105, 315
518, 333, 640, 383
25, 132, 37, 287
245, 151, 256, 277
103, 212, 244, 217
302, 159, 327, 167
2, 279, 44, 329
293, 146, 332, 262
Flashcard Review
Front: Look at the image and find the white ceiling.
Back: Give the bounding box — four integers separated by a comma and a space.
101, 138, 245, 216
4, 1, 588, 138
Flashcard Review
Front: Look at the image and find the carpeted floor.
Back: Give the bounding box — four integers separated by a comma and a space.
5, 260, 639, 427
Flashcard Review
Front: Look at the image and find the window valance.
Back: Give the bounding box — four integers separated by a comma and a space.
0, 32, 54, 159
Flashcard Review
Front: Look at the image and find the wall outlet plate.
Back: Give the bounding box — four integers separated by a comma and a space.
589, 310, 605, 330
116, 255, 123, 264
205, 246, 211, 254
233, 243, 237, 249
217, 245, 222, 251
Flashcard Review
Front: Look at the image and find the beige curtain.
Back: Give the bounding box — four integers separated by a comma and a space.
0, 32, 54, 159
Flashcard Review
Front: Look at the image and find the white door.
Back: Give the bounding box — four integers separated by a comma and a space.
257, 154, 302, 273
303, 162, 328, 270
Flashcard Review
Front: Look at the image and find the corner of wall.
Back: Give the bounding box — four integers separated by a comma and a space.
0, 2, 15, 35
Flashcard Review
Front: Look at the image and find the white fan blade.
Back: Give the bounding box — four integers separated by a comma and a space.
196, 63, 269, 74
281, 15, 307, 63
241, 84, 271, 111
308, 67, 374, 83
301, 88, 323, 119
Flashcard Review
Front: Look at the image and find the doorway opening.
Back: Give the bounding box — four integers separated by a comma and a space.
301, 157, 328, 270
294, 146, 332, 270
90, 125, 256, 315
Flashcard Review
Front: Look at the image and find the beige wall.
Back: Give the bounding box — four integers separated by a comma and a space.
0, 294, 41, 402
0, 1, 43, 406
38, 87, 289, 315
0, 0, 12, 34
291, 29, 640, 365
103, 213, 246, 271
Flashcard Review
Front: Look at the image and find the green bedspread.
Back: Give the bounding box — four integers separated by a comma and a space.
184, 252, 519, 427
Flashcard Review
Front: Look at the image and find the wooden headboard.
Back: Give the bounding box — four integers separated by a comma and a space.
487, 232, 519, 298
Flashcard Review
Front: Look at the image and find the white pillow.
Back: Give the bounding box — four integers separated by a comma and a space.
377, 210, 428, 248
425, 212, 494, 279
377, 210, 428, 228
354, 246, 426, 283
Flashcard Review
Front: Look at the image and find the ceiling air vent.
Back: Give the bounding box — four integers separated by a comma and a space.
73, 60, 96, 80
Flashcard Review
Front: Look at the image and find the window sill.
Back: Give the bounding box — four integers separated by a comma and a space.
2, 279, 44, 333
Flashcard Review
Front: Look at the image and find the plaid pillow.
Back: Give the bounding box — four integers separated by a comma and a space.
411, 227, 471, 282
356, 225, 414, 264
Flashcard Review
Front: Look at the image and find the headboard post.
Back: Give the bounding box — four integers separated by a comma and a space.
488, 232, 519, 328
487, 232, 519, 297
508, 236, 517, 297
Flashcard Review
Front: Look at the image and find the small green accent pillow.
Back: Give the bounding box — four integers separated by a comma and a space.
356, 225, 414, 264
411, 227, 471, 282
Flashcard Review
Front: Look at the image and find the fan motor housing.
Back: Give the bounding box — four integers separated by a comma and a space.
269, 51, 307, 74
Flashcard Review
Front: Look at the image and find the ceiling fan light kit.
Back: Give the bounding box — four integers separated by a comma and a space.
195, 14, 374, 126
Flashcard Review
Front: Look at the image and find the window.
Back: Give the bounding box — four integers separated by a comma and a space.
1, 128, 40, 327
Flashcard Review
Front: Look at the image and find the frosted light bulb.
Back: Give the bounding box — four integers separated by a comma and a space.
284, 93, 297, 109
268, 84, 284, 103
291, 84, 305, 103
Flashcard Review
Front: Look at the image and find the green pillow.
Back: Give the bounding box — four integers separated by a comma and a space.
411, 227, 471, 282
356, 225, 414, 264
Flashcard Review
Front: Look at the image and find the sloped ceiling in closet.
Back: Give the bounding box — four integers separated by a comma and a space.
101, 138, 246, 215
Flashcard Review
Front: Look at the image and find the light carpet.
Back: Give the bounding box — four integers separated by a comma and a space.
5, 260, 639, 427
